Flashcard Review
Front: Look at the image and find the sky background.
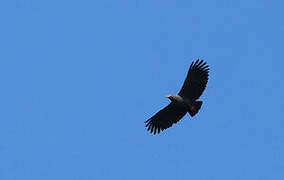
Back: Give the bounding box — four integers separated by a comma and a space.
0, 0, 283, 179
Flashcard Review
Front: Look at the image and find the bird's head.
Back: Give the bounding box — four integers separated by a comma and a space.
166, 94, 174, 100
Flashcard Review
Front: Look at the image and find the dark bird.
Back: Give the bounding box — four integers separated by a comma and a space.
145, 59, 209, 134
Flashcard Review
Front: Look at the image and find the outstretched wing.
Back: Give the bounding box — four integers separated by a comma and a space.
145, 103, 187, 135
178, 59, 209, 100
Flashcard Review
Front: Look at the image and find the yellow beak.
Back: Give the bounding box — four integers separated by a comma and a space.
166, 94, 172, 98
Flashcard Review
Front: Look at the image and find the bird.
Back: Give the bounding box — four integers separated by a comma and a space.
145, 59, 209, 134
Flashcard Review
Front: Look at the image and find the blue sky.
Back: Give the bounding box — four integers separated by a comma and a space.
0, 0, 283, 179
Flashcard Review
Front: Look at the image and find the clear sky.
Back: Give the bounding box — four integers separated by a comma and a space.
0, 0, 283, 179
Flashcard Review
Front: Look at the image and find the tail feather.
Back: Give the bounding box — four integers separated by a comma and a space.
188, 101, 202, 117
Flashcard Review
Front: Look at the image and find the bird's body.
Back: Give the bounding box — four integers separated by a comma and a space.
145, 59, 209, 134
167, 94, 191, 110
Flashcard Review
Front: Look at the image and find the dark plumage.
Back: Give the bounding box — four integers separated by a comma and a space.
145, 59, 209, 134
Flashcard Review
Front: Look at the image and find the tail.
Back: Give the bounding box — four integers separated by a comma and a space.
188, 101, 202, 117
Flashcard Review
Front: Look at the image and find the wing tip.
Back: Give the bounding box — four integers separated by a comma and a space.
144, 119, 165, 135
191, 59, 209, 72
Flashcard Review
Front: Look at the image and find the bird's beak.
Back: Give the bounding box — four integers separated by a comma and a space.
166, 94, 171, 98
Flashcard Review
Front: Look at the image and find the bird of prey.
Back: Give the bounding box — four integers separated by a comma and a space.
145, 59, 209, 134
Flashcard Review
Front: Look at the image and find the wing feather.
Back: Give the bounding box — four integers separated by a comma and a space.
178, 59, 209, 100
145, 103, 187, 135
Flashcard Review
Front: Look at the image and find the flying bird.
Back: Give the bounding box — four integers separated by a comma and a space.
145, 59, 209, 134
